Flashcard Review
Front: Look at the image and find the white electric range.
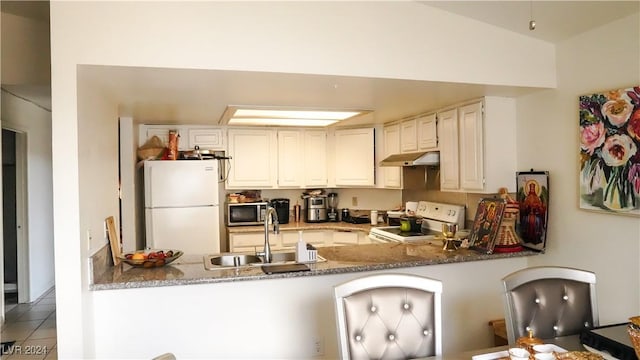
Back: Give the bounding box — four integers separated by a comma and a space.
369, 201, 466, 243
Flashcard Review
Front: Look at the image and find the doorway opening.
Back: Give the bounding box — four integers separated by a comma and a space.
2, 128, 29, 313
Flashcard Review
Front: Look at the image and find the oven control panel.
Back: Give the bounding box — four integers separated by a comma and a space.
415, 201, 465, 227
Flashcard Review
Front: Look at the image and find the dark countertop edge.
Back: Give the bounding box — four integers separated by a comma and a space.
88, 249, 538, 291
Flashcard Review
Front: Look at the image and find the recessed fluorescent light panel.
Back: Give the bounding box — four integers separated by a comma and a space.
221, 106, 369, 127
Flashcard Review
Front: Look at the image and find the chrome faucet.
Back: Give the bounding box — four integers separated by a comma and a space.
257, 206, 279, 263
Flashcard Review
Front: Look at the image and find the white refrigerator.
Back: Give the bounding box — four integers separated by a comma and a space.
144, 160, 220, 255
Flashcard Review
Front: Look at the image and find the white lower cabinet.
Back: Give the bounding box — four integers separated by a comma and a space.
281, 230, 329, 247
228, 229, 369, 252
332, 230, 371, 245
332, 230, 360, 246
228, 232, 282, 253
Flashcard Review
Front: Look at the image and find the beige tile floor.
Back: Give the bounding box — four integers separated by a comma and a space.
2, 288, 56, 360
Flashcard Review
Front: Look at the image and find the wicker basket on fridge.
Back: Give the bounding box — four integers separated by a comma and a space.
627, 316, 640, 359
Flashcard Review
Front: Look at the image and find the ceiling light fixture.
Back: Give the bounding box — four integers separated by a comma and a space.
220, 106, 370, 127
529, 0, 536, 30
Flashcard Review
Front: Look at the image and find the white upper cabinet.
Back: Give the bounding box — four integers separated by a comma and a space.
187, 128, 225, 150
277, 130, 303, 187
458, 101, 484, 190
400, 119, 418, 153
139, 125, 226, 152
303, 130, 328, 187
417, 113, 438, 150
438, 97, 517, 193
382, 124, 402, 188
438, 108, 460, 190
140, 126, 187, 150
277, 129, 327, 188
227, 128, 278, 188
334, 128, 375, 186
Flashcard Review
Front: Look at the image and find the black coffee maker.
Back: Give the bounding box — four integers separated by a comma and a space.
270, 198, 290, 224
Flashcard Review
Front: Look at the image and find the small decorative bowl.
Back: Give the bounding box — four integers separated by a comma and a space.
119, 249, 183, 268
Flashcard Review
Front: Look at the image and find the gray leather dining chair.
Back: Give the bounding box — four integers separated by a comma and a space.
501, 266, 599, 344
334, 273, 442, 360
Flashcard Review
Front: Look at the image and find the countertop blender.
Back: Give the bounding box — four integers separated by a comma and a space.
327, 193, 339, 222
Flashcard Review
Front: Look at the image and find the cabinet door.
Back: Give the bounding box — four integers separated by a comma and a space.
277, 130, 302, 187
303, 130, 328, 187
400, 119, 418, 153
228, 233, 259, 252
334, 128, 375, 186
281, 230, 328, 247
229, 232, 283, 252
227, 129, 277, 188
142, 126, 187, 150
438, 109, 460, 190
458, 101, 484, 191
382, 125, 402, 188
187, 128, 225, 150
417, 114, 437, 150
332, 231, 360, 246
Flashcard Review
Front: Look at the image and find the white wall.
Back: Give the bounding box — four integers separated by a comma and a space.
49, 2, 558, 357
0, 12, 50, 85
92, 257, 528, 359
516, 13, 640, 322
1, 92, 54, 302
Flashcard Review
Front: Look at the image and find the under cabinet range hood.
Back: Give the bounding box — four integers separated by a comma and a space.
379, 151, 440, 167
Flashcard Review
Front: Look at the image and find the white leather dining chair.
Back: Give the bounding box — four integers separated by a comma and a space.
334, 273, 442, 360
502, 266, 599, 344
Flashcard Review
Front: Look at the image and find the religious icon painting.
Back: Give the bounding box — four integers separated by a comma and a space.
516, 171, 549, 252
469, 198, 507, 254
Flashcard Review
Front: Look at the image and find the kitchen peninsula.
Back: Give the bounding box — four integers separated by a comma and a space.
90, 240, 537, 290
88, 238, 537, 359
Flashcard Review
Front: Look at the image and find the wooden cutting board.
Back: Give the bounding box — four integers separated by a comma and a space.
106, 216, 121, 266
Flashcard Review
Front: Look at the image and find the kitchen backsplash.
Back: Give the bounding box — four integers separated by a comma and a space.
226, 166, 513, 228
401, 166, 507, 226
260, 188, 402, 211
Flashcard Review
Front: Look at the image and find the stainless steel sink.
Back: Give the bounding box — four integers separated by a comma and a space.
204, 251, 325, 270
207, 254, 262, 267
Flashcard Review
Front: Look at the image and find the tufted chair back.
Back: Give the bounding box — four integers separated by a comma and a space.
334, 273, 442, 360
502, 266, 599, 344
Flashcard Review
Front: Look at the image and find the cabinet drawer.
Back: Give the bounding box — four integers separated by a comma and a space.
281, 230, 327, 247
332, 231, 360, 245
229, 233, 264, 248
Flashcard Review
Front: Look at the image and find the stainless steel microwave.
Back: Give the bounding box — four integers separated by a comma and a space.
227, 202, 268, 226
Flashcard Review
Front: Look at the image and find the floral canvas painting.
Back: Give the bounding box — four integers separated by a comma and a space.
580, 86, 640, 216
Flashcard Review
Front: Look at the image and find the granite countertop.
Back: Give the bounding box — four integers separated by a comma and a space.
226, 220, 376, 233
89, 240, 538, 291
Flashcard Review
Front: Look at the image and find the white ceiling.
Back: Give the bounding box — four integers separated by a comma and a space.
79, 65, 542, 127
422, 1, 639, 44
4, 1, 639, 128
